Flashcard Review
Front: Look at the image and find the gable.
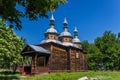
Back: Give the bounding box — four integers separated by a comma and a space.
21, 45, 34, 53
21, 44, 51, 56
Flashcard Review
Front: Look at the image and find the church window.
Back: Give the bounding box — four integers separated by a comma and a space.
76, 53, 79, 58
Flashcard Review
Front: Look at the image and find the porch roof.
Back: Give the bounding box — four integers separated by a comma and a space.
21, 45, 50, 56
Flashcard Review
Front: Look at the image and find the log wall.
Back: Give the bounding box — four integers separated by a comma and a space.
69, 48, 87, 72
40, 43, 87, 72
50, 45, 67, 71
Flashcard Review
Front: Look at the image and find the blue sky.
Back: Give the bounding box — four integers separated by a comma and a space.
14, 0, 120, 44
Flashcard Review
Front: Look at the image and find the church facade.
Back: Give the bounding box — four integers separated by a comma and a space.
20, 14, 87, 75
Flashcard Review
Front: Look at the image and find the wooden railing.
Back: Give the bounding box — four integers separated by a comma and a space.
36, 66, 49, 73
20, 66, 49, 75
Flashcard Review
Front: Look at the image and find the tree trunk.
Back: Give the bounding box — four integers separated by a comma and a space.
12, 64, 18, 74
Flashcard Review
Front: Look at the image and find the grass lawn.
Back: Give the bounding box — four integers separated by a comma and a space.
0, 70, 120, 80
20, 71, 120, 80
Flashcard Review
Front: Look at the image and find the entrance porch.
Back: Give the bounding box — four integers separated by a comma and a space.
20, 45, 50, 75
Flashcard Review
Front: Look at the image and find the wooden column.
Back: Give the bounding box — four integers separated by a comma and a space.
31, 55, 37, 74
35, 54, 38, 73
83, 54, 85, 70
84, 54, 87, 70
31, 56, 34, 74
44, 57, 46, 67
49, 45, 53, 71
69, 48, 72, 71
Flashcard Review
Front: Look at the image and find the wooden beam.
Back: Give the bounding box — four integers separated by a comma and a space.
44, 57, 46, 67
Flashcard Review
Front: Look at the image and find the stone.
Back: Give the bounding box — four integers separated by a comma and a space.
78, 76, 97, 80
78, 76, 88, 80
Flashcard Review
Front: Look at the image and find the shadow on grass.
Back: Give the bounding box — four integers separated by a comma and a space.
0, 76, 20, 80
0, 71, 20, 80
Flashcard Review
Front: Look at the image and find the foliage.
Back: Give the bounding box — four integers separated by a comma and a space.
82, 31, 120, 71
0, 0, 66, 30
0, 20, 24, 72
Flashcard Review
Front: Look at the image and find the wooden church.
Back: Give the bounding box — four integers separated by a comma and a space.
20, 14, 87, 75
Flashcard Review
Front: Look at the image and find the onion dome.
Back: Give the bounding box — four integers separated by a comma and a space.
46, 28, 57, 33
72, 38, 80, 43
72, 27, 81, 43
60, 31, 71, 37
59, 17, 72, 37
45, 14, 58, 34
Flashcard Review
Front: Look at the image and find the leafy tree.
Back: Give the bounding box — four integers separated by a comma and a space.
114, 33, 120, 70
0, 20, 24, 72
0, 0, 66, 30
0, 19, 6, 27
118, 32, 120, 40
82, 41, 102, 70
94, 31, 117, 70
82, 31, 120, 71
81, 40, 89, 50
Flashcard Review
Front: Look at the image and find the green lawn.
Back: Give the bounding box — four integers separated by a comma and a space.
0, 71, 120, 80
20, 71, 120, 80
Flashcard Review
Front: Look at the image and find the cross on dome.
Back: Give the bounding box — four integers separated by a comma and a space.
50, 14, 55, 21
63, 17, 68, 24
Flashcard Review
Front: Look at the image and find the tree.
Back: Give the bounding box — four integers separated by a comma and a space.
94, 31, 117, 70
114, 32, 120, 70
82, 31, 120, 71
0, 20, 24, 72
82, 41, 102, 70
118, 32, 120, 40
0, 0, 66, 30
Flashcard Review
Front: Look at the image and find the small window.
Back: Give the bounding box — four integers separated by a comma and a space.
76, 53, 79, 58
51, 36, 53, 38
49, 35, 55, 39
